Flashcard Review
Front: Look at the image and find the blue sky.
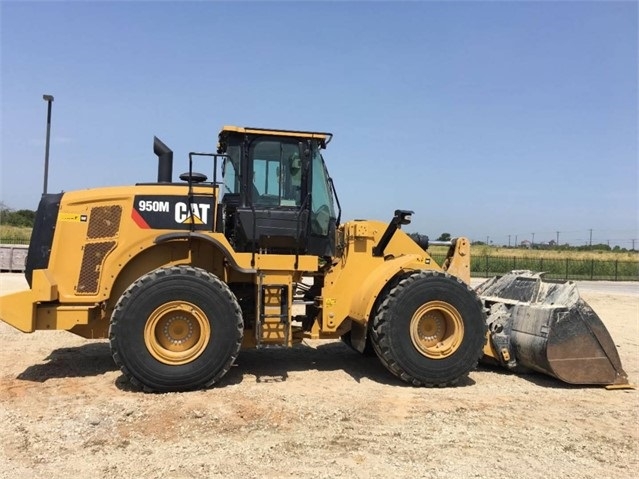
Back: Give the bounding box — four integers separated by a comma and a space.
1, 1, 637, 247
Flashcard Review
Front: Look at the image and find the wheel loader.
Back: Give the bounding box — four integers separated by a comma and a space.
0, 126, 630, 392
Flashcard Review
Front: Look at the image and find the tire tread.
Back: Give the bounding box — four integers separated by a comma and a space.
109, 265, 243, 392
370, 270, 487, 387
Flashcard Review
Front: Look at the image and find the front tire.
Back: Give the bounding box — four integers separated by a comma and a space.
109, 266, 243, 392
370, 271, 487, 386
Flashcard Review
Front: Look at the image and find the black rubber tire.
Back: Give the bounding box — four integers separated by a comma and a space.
370, 270, 487, 386
109, 266, 243, 392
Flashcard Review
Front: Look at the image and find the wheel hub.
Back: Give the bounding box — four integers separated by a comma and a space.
410, 300, 464, 359
161, 315, 196, 345
144, 301, 211, 365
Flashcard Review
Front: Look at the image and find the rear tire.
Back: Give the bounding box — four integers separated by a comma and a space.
109, 266, 243, 392
370, 270, 486, 386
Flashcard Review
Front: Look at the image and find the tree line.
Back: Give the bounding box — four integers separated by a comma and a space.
0, 204, 36, 227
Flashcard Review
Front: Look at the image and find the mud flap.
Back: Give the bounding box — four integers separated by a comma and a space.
477, 271, 630, 387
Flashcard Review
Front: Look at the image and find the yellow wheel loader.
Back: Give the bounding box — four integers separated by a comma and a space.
0, 126, 629, 392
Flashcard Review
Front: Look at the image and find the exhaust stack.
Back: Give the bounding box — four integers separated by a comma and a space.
153, 136, 173, 183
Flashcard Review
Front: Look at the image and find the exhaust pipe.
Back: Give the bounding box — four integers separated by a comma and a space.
153, 136, 173, 183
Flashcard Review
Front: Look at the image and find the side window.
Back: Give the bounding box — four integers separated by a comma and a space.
222, 145, 241, 194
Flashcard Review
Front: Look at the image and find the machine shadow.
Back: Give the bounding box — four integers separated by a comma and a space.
17, 342, 118, 382
219, 340, 476, 388
16, 340, 477, 390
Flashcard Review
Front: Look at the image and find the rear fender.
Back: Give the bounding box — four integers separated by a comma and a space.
107, 234, 241, 313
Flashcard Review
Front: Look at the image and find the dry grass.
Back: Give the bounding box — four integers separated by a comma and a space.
0, 225, 31, 243
428, 244, 638, 262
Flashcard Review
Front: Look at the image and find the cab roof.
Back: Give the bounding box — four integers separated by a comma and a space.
219, 125, 333, 147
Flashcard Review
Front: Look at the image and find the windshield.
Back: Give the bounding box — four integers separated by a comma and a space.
310, 148, 336, 236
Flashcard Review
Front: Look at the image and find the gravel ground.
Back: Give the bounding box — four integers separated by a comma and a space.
0, 273, 637, 479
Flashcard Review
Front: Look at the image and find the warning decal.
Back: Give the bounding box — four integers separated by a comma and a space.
59, 213, 88, 222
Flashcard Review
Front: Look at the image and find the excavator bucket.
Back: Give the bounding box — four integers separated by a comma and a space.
476, 271, 630, 387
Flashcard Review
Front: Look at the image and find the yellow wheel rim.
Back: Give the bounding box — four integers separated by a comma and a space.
144, 301, 211, 365
409, 301, 464, 359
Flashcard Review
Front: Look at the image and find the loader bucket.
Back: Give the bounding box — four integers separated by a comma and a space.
476, 271, 630, 387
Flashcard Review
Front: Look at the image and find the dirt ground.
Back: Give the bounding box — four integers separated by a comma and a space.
0, 273, 637, 479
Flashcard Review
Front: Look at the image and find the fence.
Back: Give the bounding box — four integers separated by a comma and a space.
432, 254, 639, 281
0, 238, 29, 245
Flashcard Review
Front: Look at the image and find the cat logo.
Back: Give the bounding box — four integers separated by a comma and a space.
132, 195, 213, 230
175, 202, 211, 225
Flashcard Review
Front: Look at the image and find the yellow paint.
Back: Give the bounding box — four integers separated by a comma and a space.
144, 300, 211, 365
35, 304, 100, 330
319, 220, 450, 333
0, 269, 60, 332
180, 215, 204, 225
440, 238, 471, 284
409, 300, 464, 359
0, 289, 36, 332
221, 125, 331, 143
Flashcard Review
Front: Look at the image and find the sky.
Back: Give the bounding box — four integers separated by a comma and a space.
1, 0, 637, 248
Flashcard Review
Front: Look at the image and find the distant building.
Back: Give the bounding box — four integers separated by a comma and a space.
520, 240, 531, 249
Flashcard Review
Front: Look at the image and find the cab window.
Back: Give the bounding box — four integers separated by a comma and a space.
310, 149, 336, 236
250, 140, 302, 207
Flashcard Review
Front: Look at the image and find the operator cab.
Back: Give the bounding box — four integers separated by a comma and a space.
217, 126, 339, 258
